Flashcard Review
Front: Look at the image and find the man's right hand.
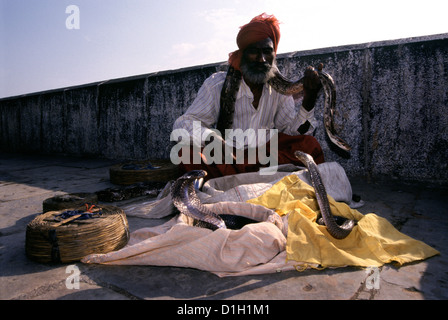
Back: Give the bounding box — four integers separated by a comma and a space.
202, 132, 236, 164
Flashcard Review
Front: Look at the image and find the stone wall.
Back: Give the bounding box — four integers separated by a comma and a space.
1, 34, 447, 183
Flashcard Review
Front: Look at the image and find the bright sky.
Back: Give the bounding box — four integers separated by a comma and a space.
1, 0, 447, 98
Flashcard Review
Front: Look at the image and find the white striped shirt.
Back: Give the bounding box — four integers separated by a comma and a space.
173, 71, 316, 147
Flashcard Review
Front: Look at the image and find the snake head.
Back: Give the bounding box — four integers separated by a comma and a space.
180, 170, 207, 181
294, 150, 313, 164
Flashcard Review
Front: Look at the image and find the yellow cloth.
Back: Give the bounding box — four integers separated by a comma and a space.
247, 174, 439, 268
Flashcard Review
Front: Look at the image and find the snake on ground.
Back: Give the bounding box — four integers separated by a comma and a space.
294, 150, 356, 239
171, 162, 356, 239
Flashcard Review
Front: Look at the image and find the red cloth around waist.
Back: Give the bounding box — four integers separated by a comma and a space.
177, 133, 324, 180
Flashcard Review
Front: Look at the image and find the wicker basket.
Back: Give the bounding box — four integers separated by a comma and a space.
109, 160, 179, 185
42, 193, 98, 213
26, 205, 129, 264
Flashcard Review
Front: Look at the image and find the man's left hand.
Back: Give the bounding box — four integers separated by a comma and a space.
303, 66, 322, 91
302, 66, 322, 111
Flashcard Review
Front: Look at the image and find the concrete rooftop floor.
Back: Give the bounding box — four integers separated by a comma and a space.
1, 152, 447, 302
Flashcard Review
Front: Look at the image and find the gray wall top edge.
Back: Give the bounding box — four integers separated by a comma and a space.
0, 62, 226, 102
2, 32, 447, 102
278, 32, 448, 59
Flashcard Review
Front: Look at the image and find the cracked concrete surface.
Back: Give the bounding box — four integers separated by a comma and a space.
1, 153, 447, 301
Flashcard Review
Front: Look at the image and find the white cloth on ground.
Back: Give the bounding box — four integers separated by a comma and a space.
82, 162, 353, 276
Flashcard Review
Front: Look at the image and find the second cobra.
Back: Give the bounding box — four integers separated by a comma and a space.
294, 151, 356, 239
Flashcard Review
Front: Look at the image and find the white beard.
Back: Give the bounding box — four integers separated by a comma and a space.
240, 59, 277, 84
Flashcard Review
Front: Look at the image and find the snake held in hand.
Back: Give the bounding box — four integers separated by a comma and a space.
218, 64, 351, 152
294, 150, 356, 239
171, 170, 258, 230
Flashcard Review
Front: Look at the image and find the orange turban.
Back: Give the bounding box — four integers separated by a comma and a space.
228, 13, 281, 71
